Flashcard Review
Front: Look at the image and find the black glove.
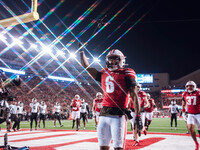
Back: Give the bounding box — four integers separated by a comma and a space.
135, 115, 143, 137
124, 109, 133, 120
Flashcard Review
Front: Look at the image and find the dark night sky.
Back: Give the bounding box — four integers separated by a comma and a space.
1, 0, 200, 80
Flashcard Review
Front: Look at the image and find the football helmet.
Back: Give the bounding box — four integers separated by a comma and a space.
32, 98, 37, 103
18, 101, 23, 106
74, 94, 80, 100
41, 101, 45, 105
171, 101, 174, 105
82, 99, 85, 103
96, 92, 102, 99
56, 102, 60, 106
106, 49, 126, 71
136, 83, 141, 92
185, 81, 196, 93
174, 101, 176, 105
146, 93, 150, 99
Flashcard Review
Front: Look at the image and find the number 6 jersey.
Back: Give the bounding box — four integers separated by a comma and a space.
97, 68, 136, 109
182, 90, 200, 114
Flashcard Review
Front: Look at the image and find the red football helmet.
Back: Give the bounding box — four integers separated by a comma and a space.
136, 83, 141, 92
106, 49, 126, 71
146, 93, 150, 99
185, 81, 196, 93
74, 94, 80, 100
96, 92, 102, 99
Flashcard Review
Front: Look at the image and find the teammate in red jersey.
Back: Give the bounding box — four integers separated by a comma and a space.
80, 48, 140, 150
144, 93, 156, 130
182, 81, 200, 150
92, 92, 103, 128
129, 83, 149, 146
70, 95, 82, 131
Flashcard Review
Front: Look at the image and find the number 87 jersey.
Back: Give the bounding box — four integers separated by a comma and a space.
100, 68, 136, 109
182, 90, 200, 114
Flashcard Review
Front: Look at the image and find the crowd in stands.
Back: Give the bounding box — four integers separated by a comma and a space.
8, 76, 102, 119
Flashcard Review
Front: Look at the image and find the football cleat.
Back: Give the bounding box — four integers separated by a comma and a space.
143, 129, 147, 135
133, 141, 140, 146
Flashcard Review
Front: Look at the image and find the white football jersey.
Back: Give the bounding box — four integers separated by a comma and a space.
39, 105, 46, 114
80, 102, 88, 113
30, 102, 39, 113
54, 105, 61, 113
170, 104, 178, 114
0, 100, 9, 108
17, 106, 23, 114
9, 104, 18, 114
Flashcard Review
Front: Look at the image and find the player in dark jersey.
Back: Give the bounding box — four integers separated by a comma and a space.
182, 81, 200, 150
80, 48, 140, 150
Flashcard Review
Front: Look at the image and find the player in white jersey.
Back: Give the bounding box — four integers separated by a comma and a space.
169, 101, 179, 130
9, 101, 18, 131
17, 101, 23, 130
38, 101, 47, 128
53, 102, 63, 127
30, 98, 39, 131
80, 99, 89, 130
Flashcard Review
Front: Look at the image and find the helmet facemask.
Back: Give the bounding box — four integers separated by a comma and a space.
106, 49, 125, 71
185, 81, 196, 93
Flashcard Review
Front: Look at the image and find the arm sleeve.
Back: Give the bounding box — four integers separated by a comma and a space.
95, 71, 102, 82
125, 77, 137, 89
124, 68, 137, 89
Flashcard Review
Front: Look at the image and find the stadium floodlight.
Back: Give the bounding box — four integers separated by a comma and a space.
30, 43, 38, 49
69, 52, 77, 59
0, 34, 6, 40
48, 75, 75, 82
0, 67, 25, 75
42, 45, 52, 54
12, 38, 23, 46
93, 57, 100, 63
57, 50, 65, 56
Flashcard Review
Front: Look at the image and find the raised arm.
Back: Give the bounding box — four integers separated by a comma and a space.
79, 48, 100, 80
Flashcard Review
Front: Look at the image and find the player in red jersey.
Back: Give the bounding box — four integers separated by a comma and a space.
70, 95, 82, 131
129, 83, 149, 146
182, 81, 200, 150
144, 93, 156, 130
80, 48, 140, 150
92, 92, 103, 128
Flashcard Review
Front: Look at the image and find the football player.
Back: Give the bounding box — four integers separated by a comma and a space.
38, 101, 47, 128
129, 83, 149, 146
70, 95, 81, 131
30, 98, 39, 131
144, 93, 156, 131
92, 92, 103, 128
53, 102, 63, 127
169, 100, 179, 130
80, 99, 89, 130
9, 101, 18, 131
17, 101, 23, 130
182, 81, 200, 150
80, 48, 140, 150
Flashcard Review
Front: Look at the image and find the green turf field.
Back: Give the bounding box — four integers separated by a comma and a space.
0, 118, 191, 134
